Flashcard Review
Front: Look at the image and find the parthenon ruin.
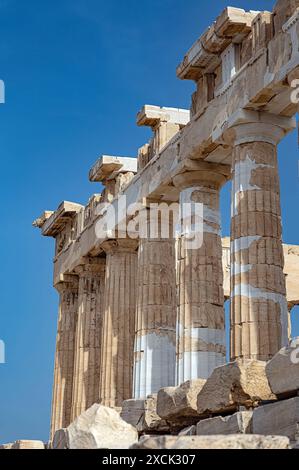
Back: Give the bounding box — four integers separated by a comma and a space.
33, 0, 299, 446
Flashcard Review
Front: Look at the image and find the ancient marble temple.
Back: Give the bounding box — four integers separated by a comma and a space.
34, 0, 299, 438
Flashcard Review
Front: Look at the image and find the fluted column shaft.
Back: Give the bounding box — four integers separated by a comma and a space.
230, 122, 289, 361
133, 210, 177, 399
51, 276, 78, 438
71, 258, 105, 420
99, 240, 137, 408
174, 170, 228, 385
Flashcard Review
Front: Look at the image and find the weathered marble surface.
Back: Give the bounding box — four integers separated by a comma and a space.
131, 434, 290, 449
197, 359, 276, 415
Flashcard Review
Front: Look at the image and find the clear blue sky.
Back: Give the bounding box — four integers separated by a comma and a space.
0, 0, 298, 443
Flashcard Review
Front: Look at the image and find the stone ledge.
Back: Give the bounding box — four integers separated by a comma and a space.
157, 379, 206, 427
89, 155, 137, 183
252, 397, 299, 444
196, 410, 253, 435
131, 434, 290, 449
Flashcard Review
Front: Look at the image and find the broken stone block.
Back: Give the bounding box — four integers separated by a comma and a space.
157, 379, 206, 425
121, 395, 169, 433
11, 440, 45, 449
196, 411, 252, 435
178, 426, 196, 436
266, 340, 299, 396
197, 359, 276, 415
131, 434, 290, 449
67, 404, 138, 449
0, 443, 14, 449
51, 428, 69, 449
252, 397, 299, 443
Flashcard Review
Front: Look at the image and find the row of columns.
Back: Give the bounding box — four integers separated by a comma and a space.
50, 118, 290, 437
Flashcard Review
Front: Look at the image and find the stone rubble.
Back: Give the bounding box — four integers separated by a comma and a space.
266, 339, 299, 396
65, 404, 138, 449
121, 395, 169, 433
156, 379, 206, 426
197, 359, 276, 415
252, 397, 299, 444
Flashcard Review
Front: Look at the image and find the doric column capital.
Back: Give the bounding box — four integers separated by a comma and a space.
213, 109, 296, 147
229, 122, 288, 146
55, 274, 79, 294
74, 257, 106, 277
101, 239, 138, 254
173, 167, 229, 191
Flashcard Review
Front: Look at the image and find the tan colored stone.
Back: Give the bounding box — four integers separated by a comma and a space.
136, 106, 189, 169
266, 340, 299, 396
157, 379, 206, 424
197, 359, 276, 415
99, 240, 137, 408
273, 0, 299, 33
174, 170, 228, 383
131, 434, 290, 449
51, 276, 78, 438
252, 397, 299, 443
71, 258, 105, 421
196, 410, 252, 435
252, 12, 272, 57
34, 0, 299, 443
67, 404, 138, 449
0, 443, 14, 449
11, 440, 45, 449
284, 246, 299, 311
221, 238, 299, 316
230, 131, 289, 361
121, 395, 169, 433
133, 210, 177, 398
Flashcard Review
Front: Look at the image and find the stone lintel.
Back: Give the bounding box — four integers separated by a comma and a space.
177, 7, 259, 80
89, 155, 137, 183
38, 202, 83, 238
137, 105, 190, 128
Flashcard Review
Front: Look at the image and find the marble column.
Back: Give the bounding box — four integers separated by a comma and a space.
174, 170, 228, 385
99, 240, 138, 408
230, 122, 290, 361
70, 258, 105, 421
133, 209, 177, 399
51, 275, 78, 438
